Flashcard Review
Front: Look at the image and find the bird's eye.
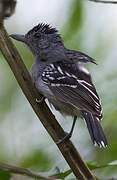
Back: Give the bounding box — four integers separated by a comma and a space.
34, 32, 41, 38
41, 58, 47, 61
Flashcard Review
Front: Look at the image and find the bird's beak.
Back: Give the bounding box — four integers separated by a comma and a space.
10, 34, 26, 43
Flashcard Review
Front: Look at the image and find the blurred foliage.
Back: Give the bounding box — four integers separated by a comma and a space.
13, 43, 33, 68
0, 170, 11, 180
20, 149, 52, 171
63, 0, 83, 42
0, 0, 117, 179
62, 0, 84, 52
0, 54, 17, 117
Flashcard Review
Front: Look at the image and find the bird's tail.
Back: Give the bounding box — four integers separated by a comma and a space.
82, 111, 107, 148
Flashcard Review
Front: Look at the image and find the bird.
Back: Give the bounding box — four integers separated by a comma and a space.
10, 23, 108, 148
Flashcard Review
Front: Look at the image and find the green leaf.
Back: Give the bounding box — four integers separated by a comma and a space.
0, 170, 11, 180
52, 169, 72, 179
52, 160, 117, 179
87, 160, 117, 170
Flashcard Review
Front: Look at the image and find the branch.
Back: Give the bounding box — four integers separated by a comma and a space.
0, 163, 54, 180
0, 25, 94, 180
0, 0, 16, 20
88, 0, 117, 4
0, 3, 95, 180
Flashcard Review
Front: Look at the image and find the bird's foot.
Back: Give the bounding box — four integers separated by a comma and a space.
56, 116, 77, 145
36, 96, 45, 103
56, 132, 72, 145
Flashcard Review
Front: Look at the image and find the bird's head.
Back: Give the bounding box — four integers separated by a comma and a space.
10, 23, 63, 56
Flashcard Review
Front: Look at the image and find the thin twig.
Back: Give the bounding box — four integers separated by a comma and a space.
88, 0, 117, 4
0, 163, 54, 180
0, 22, 95, 180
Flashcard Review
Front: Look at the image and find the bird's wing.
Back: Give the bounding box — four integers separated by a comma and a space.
66, 49, 97, 64
41, 61, 102, 118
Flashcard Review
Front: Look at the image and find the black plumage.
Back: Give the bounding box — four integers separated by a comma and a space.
10, 23, 107, 147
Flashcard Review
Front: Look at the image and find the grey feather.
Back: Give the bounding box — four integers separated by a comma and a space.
11, 23, 107, 147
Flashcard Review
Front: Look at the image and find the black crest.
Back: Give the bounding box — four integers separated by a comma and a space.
27, 23, 58, 36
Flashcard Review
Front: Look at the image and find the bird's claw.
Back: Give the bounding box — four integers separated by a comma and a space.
56, 132, 72, 145
36, 96, 44, 103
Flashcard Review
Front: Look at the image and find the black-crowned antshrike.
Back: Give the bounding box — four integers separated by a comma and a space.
10, 23, 107, 147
